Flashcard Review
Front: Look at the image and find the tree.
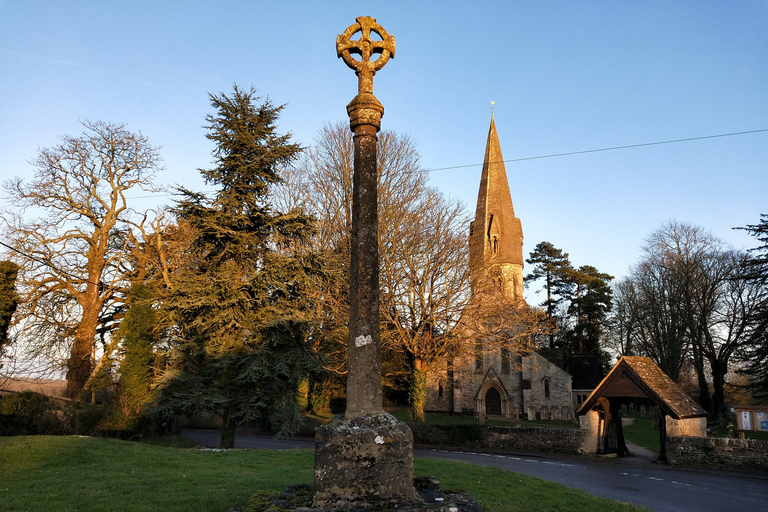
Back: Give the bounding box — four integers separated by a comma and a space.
565, 265, 614, 354
2, 121, 163, 397
379, 187, 471, 422
606, 278, 641, 356
735, 215, 768, 400
113, 283, 158, 426
151, 86, 319, 447
617, 221, 758, 418
524, 242, 574, 347
279, 122, 473, 421
0, 261, 21, 369
625, 255, 690, 382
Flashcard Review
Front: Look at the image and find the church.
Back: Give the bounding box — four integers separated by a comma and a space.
425, 117, 574, 420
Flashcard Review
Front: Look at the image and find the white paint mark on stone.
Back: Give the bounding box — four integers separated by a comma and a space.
375, 435, 385, 444
355, 334, 373, 347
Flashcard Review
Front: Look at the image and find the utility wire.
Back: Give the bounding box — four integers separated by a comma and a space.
0, 240, 99, 286
6, 128, 767, 202
424, 128, 768, 173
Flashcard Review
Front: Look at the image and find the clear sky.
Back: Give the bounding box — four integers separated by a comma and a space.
1, 0, 766, 293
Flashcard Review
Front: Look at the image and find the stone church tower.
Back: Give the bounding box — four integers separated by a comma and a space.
469, 115, 524, 305
424, 116, 573, 420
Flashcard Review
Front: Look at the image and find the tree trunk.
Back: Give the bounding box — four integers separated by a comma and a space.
410, 358, 427, 423
690, 337, 712, 416
65, 265, 104, 399
65, 299, 100, 399
220, 405, 236, 449
710, 359, 728, 421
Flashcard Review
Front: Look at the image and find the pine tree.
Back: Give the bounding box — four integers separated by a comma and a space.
152, 86, 320, 447
525, 242, 574, 347
566, 265, 614, 353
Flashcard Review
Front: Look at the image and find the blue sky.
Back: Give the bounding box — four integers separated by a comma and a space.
1, 0, 766, 293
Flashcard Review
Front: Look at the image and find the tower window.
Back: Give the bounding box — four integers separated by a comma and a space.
492, 236, 498, 254
544, 378, 551, 399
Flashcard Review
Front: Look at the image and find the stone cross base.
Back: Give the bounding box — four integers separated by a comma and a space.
313, 413, 419, 508
263, 478, 483, 512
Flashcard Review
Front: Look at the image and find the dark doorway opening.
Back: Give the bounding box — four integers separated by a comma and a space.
485, 387, 502, 415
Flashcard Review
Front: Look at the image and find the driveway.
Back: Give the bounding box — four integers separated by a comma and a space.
181, 429, 767, 512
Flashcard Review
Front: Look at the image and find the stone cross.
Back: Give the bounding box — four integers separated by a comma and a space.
336, 16, 395, 97
336, 16, 394, 418
314, 19, 416, 509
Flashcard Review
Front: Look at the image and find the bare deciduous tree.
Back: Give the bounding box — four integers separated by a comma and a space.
615, 221, 760, 418
2, 120, 163, 398
380, 187, 471, 422
278, 122, 473, 419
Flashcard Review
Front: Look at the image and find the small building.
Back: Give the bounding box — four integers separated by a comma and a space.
577, 356, 707, 459
425, 117, 573, 420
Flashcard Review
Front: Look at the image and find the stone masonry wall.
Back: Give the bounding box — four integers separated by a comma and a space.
666, 416, 706, 437
666, 436, 768, 472
410, 423, 585, 455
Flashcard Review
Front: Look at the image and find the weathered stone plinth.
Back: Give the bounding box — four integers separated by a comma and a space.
258, 478, 483, 512
313, 413, 419, 508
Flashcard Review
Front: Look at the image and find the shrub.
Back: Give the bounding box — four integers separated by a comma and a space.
0, 391, 64, 435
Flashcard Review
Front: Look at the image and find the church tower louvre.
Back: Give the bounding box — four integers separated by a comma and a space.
468, 116, 524, 304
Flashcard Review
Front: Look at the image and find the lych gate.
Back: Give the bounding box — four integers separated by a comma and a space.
576, 356, 707, 461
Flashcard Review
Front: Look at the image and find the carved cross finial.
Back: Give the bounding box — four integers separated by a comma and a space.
337, 16, 395, 95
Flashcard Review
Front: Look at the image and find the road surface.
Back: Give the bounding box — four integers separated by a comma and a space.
181, 429, 767, 512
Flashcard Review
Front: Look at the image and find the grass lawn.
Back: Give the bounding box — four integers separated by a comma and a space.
0, 435, 648, 512
622, 416, 660, 454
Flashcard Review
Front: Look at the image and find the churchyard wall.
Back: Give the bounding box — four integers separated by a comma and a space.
409, 423, 585, 455
666, 436, 768, 472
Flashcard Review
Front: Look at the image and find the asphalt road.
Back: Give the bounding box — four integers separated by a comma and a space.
181, 429, 767, 512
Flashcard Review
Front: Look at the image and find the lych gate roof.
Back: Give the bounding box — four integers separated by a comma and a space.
576, 356, 706, 420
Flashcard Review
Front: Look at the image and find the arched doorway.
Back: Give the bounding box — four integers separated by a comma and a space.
485, 387, 502, 415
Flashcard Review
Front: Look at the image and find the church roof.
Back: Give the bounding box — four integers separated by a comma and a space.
576, 356, 706, 419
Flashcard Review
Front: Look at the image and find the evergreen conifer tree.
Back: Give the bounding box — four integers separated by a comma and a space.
115, 283, 157, 427
153, 86, 319, 447
0, 261, 20, 368
566, 265, 614, 353
736, 214, 768, 399
525, 242, 574, 347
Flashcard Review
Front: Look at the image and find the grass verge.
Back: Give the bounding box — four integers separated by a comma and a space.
1, 435, 648, 512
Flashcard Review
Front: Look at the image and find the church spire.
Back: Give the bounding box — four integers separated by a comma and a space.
469, 117, 524, 302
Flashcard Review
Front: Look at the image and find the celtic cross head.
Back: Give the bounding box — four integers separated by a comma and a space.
336, 16, 395, 96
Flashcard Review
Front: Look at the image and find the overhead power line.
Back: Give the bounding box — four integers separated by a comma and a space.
5, 128, 765, 203
424, 128, 768, 173
0, 240, 99, 286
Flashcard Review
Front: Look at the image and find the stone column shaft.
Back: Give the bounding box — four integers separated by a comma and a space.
346, 121, 383, 417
